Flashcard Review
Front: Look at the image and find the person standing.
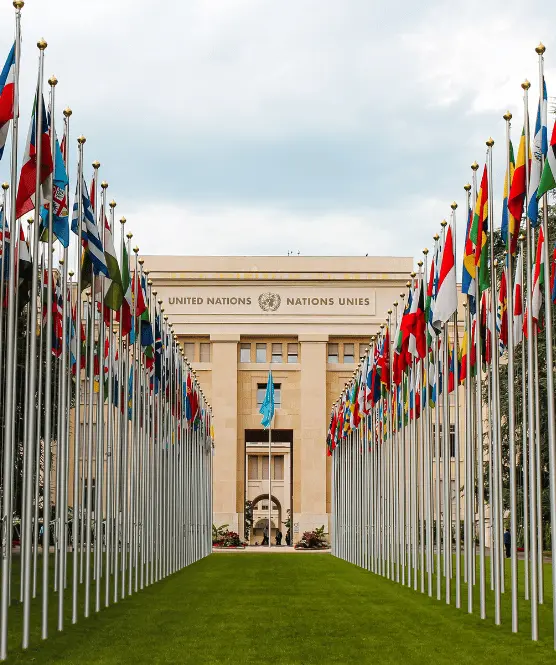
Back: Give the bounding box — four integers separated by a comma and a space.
503, 527, 511, 558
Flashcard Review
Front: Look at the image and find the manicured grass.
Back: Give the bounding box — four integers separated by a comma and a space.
5, 553, 556, 664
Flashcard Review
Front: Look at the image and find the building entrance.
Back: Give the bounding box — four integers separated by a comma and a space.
244, 429, 293, 546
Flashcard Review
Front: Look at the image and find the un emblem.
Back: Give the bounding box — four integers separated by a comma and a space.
258, 292, 281, 312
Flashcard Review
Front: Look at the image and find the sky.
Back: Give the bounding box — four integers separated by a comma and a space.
0, 0, 555, 262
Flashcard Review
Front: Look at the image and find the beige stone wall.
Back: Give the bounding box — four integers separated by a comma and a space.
144, 255, 414, 543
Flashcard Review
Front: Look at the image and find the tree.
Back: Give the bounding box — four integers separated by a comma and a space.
488, 203, 556, 548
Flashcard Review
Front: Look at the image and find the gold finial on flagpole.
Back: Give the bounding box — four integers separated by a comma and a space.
109, 200, 116, 208
48, 75, 57, 87
417, 260, 423, 268
27, 217, 33, 225
69, 271, 74, 277
521, 79, 531, 90
433, 233, 439, 241
121, 217, 127, 225
64, 107, 72, 117
423, 248, 429, 255
486, 137, 494, 147
536, 42, 546, 55
101, 181, 108, 190
405, 281, 411, 288
133, 246, 139, 254
503, 111, 512, 122
387, 309, 392, 315
13, 1, 24, 9
37, 39, 47, 50
147, 280, 152, 286
1, 183, 8, 191
92, 161, 100, 170
451, 201, 457, 210
152, 290, 157, 297
441, 219, 447, 228
464, 183, 471, 192
59, 258, 64, 266
411, 271, 416, 278
77, 136, 86, 145
138, 258, 144, 266
471, 162, 479, 171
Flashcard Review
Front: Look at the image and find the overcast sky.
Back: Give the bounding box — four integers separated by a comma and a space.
0, 0, 555, 261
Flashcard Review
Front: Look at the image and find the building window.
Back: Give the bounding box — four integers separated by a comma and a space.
256, 343, 267, 363
183, 342, 195, 362
248, 455, 258, 480
432, 424, 456, 458
262, 457, 269, 480
200, 342, 211, 363
261, 502, 269, 511
328, 343, 339, 363
343, 343, 355, 364
359, 343, 368, 360
287, 343, 298, 363
273, 455, 284, 480
271, 343, 283, 363
256, 383, 281, 408
240, 343, 251, 363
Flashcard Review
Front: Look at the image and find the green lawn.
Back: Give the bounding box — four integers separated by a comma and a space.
5, 553, 556, 664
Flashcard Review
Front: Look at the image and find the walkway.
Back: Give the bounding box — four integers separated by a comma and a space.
9, 554, 555, 664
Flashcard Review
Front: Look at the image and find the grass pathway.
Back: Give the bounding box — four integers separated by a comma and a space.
8, 553, 556, 664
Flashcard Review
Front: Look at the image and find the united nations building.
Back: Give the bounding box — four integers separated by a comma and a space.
144, 255, 413, 544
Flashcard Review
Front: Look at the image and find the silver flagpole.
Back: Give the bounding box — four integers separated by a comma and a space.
522, 79, 538, 640
451, 202, 461, 610
104, 199, 117, 607
128, 246, 139, 594
423, 248, 433, 598
22, 39, 48, 649
535, 44, 556, 646
268, 379, 272, 549
0, 0, 22, 652
41, 73, 58, 639
463, 298, 473, 612
470, 160, 486, 620
84, 159, 100, 618
503, 110, 519, 632
487, 138, 502, 625
72, 135, 86, 624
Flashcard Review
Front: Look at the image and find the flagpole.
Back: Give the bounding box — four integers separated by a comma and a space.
0, 1, 23, 651
40, 73, 58, 639
21, 38, 48, 649
522, 79, 539, 640
502, 110, 519, 632
535, 43, 556, 646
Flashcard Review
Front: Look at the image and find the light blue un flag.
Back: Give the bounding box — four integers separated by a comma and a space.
259, 370, 275, 429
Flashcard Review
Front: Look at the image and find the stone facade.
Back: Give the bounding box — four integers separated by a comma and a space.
144, 255, 414, 543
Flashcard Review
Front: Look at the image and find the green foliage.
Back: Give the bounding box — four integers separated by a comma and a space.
295, 525, 329, 549
244, 500, 254, 541
486, 204, 556, 549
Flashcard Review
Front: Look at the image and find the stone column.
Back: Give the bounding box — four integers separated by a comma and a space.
298, 334, 329, 539
210, 333, 240, 533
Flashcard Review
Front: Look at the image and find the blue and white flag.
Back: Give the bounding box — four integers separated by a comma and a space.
259, 370, 275, 429
71, 175, 108, 276
527, 78, 548, 226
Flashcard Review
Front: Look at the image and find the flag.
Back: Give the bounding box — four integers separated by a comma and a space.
432, 223, 457, 328
40, 130, 69, 246
501, 140, 519, 255
459, 327, 468, 384
448, 337, 455, 393
462, 205, 476, 310
470, 166, 489, 292
480, 293, 491, 366
508, 126, 530, 222
378, 328, 390, 392
119, 243, 132, 337
531, 226, 545, 326
0, 43, 16, 162
71, 175, 108, 278
102, 209, 124, 317
426, 236, 440, 347
497, 267, 508, 355
538, 114, 556, 199
407, 276, 426, 360
0, 207, 10, 281
527, 79, 547, 226
15, 94, 54, 220
513, 250, 523, 346
259, 370, 275, 429
17, 224, 32, 311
